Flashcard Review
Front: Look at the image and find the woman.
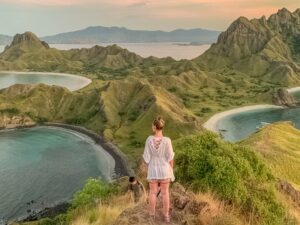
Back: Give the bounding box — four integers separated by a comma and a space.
143, 115, 175, 223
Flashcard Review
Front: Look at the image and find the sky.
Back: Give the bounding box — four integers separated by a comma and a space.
0, 0, 299, 36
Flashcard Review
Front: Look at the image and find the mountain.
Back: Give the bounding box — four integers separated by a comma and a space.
196, 8, 300, 86
0, 34, 12, 45
0, 32, 151, 72
41, 26, 221, 44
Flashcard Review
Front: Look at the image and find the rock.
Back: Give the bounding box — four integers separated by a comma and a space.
185, 200, 209, 215
277, 180, 300, 207
0, 114, 36, 129
272, 88, 297, 107
172, 192, 190, 210
114, 182, 211, 225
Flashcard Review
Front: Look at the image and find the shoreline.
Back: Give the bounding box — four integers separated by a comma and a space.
203, 87, 300, 133
203, 105, 284, 132
0, 71, 92, 91
287, 86, 300, 93
1, 122, 133, 224
41, 122, 133, 177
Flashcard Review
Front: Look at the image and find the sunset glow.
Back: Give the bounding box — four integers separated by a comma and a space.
0, 0, 299, 36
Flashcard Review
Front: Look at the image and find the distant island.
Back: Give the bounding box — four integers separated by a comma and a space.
0, 26, 221, 45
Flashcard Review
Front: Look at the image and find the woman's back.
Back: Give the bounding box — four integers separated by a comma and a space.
143, 135, 175, 181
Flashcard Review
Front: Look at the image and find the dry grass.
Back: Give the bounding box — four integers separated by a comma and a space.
195, 192, 246, 225
242, 121, 300, 188
70, 192, 136, 225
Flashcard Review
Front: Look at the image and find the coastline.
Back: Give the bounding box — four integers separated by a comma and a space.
203, 87, 300, 133
203, 105, 284, 132
41, 122, 133, 177
287, 87, 300, 93
1, 122, 133, 224
0, 71, 92, 91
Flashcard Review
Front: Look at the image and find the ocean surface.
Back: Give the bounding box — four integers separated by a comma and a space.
217, 91, 300, 142
0, 127, 115, 222
0, 72, 90, 91
0, 42, 210, 60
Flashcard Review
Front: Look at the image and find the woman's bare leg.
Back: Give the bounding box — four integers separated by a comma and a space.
148, 180, 158, 216
160, 180, 170, 218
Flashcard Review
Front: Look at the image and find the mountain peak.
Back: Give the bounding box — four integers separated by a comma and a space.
293, 8, 300, 16
277, 7, 292, 14
10, 32, 49, 49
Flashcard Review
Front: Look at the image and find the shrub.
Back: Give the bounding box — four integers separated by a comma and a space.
174, 132, 288, 225
0, 108, 20, 114
71, 178, 115, 209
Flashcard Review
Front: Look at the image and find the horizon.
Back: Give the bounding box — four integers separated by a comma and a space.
0, 0, 299, 36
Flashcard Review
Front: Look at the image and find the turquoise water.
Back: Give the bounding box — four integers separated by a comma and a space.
0, 72, 90, 91
217, 92, 300, 142
0, 127, 115, 222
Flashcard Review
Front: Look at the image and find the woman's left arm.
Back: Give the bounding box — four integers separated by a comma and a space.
169, 159, 174, 169
166, 138, 175, 168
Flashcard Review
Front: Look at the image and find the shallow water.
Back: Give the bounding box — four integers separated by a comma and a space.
0, 127, 115, 221
217, 92, 300, 142
0, 72, 90, 91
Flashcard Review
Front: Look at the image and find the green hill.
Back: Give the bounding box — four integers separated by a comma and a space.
242, 122, 300, 190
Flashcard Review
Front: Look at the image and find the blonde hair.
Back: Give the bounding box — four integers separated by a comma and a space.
153, 115, 165, 130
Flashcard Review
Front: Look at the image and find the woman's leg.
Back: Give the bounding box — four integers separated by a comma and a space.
160, 179, 170, 218
148, 180, 159, 216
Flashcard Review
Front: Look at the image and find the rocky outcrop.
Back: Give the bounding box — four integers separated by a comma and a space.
196, 8, 300, 86
0, 114, 36, 129
10, 31, 49, 49
272, 88, 297, 107
277, 180, 300, 207
114, 183, 213, 225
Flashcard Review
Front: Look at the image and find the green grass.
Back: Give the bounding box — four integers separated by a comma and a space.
242, 122, 300, 189
174, 132, 295, 225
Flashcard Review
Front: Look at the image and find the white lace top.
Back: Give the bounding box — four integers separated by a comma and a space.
143, 135, 175, 181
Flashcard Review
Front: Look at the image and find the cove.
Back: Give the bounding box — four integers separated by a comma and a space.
204, 89, 300, 142
0, 71, 91, 91
0, 126, 115, 222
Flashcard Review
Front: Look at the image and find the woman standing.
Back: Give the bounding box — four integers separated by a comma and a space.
143, 116, 175, 223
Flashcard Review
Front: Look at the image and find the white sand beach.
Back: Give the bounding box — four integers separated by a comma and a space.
0, 71, 92, 90
203, 105, 284, 132
287, 86, 300, 93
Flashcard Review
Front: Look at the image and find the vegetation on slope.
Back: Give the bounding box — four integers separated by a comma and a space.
242, 122, 300, 189
174, 132, 295, 225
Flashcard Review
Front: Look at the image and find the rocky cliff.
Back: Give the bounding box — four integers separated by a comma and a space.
196, 8, 300, 86
0, 114, 35, 129
272, 88, 297, 106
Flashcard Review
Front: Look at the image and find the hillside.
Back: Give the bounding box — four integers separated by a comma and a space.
13, 132, 300, 225
41, 26, 220, 44
196, 8, 300, 86
242, 122, 300, 189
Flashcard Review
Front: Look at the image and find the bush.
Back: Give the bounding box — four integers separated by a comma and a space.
174, 132, 288, 225
0, 108, 20, 114
71, 178, 115, 209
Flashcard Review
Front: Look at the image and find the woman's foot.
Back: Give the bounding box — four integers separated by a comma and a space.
164, 215, 170, 223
